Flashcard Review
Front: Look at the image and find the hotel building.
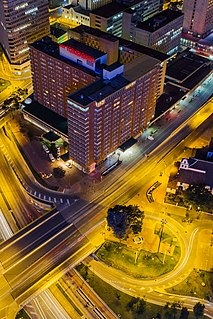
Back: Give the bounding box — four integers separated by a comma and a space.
0, 0, 50, 73
30, 26, 167, 173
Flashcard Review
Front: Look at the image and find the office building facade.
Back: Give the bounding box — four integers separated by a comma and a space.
183, 0, 213, 38
0, 0, 50, 72
133, 9, 183, 55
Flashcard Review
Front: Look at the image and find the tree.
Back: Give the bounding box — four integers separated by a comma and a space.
180, 307, 189, 319
106, 205, 144, 239
193, 302, 205, 319
184, 184, 213, 212
136, 298, 146, 315
53, 166, 65, 179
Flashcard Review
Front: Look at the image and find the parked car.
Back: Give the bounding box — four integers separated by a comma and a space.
42, 144, 49, 153
49, 153, 55, 162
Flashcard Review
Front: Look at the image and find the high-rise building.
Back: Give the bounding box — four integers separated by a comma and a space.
132, 9, 183, 55
30, 27, 167, 173
183, 0, 213, 38
0, 0, 50, 73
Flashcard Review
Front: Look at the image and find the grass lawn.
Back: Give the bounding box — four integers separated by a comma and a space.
95, 240, 180, 278
167, 269, 213, 301
76, 263, 205, 319
0, 78, 11, 93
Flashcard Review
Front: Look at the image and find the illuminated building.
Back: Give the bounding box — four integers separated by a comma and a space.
61, 4, 91, 26
90, 0, 161, 37
129, 9, 183, 55
183, 0, 213, 38
30, 27, 168, 173
0, 0, 50, 74
29, 37, 97, 117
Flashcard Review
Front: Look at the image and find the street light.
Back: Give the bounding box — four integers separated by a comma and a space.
157, 218, 167, 254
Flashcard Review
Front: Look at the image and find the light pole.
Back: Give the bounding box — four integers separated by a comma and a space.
157, 218, 167, 254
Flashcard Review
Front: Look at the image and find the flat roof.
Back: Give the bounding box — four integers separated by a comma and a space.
43, 131, 61, 142
70, 25, 168, 61
90, 2, 127, 18
22, 97, 68, 136
166, 49, 210, 83
30, 37, 96, 77
68, 76, 130, 106
123, 55, 160, 81
62, 38, 106, 59
119, 138, 137, 152
50, 26, 67, 38
136, 9, 183, 32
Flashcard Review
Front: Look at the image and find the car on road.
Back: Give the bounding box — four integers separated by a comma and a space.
147, 135, 154, 141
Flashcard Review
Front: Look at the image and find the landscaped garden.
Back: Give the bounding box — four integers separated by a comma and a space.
95, 240, 181, 278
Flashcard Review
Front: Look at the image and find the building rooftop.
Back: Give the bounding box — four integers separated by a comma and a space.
30, 37, 96, 77
136, 9, 183, 32
178, 158, 213, 188
70, 25, 168, 61
50, 26, 67, 38
123, 54, 160, 81
166, 49, 210, 83
90, 2, 127, 18
68, 76, 130, 106
43, 131, 61, 142
61, 38, 106, 59
22, 97, 68, 136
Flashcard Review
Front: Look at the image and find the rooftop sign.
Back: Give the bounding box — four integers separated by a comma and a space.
60, 44, 95, 63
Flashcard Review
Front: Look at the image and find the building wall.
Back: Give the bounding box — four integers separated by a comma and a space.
79, 0, 112, 10
183, 0, 213, 37
134, 16, 183, 55
67, 66, 161, 172
0, 0, 50, 66
90, 12, 123, 37
62, 7, 90, 26
30, 47, 96, 118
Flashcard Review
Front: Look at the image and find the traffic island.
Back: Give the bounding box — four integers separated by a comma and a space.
166, 269, 213, 301
94, 240, 180, 278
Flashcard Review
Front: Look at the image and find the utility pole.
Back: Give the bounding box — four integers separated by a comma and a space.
157, 219, 167, 253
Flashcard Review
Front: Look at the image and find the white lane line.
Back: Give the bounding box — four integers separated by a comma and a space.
49, 196, 51, 201
34, 191, 37, 196
60, 198, 63, 203
67, 199, 70, 205
39, 193, 41, 198
43, 195, 46, 200
54, 198, 57, 203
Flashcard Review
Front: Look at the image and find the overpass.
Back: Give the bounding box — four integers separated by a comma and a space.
0, 206, 100, 319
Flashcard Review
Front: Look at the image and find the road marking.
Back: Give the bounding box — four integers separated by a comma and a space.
44, 195, 46, 200
67, 199, 70, 205
38, 193, 41, 198
60, 198, 63, 203
54, 198, 57, 203
49, 196, 51, 201
34, 191, 36, 196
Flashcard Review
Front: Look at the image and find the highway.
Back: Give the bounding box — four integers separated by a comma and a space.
0, 74, 212, 318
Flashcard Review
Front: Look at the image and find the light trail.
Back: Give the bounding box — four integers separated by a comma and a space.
0, 209, 13, 240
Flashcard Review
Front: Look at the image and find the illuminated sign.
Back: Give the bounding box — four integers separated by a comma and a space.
60, 44, 95, 63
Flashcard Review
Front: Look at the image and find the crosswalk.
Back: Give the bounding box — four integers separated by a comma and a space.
0, 144, 76, 207
27, 188, 73, 206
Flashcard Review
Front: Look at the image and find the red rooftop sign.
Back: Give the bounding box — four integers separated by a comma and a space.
60, 44, 95, 63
